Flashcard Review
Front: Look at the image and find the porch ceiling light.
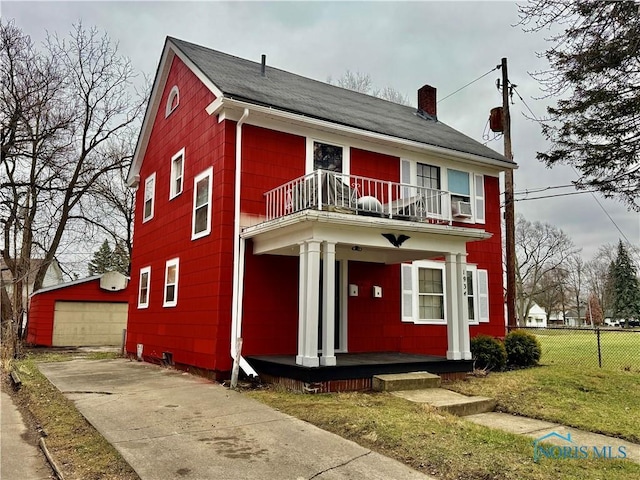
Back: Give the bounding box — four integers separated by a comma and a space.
351, 245, 362, 252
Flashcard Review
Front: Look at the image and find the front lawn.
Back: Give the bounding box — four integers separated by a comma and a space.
447, 364, 640, 444
247, 386, 640, 480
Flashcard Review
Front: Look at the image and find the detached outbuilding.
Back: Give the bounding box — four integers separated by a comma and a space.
27, 272, 130, 347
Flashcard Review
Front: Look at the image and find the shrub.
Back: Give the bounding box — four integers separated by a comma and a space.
470, 334, 507, 371
505, 330, 541, 367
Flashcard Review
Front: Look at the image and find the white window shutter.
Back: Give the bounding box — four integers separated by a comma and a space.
401, 159, 411, 198
401, 263, 414, 321
478, 269, 489, 322
474, 174, 485, 224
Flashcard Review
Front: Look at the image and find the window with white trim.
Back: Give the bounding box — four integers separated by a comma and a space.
401, 260, 447, 324
466, 265, 490, 324
170, 148, 185, 199
306, 139, 350, 175
192, 167, 213, 239
163, 258, 179, 307
165, 85, 179, 117
143, 173, 156, 222
138, 266, 151, 308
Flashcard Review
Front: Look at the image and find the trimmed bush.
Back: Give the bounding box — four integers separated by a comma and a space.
470, 334, 507, 371
505, 330, 541, 367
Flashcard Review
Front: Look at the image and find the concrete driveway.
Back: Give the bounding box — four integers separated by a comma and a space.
39, 359, 434, 480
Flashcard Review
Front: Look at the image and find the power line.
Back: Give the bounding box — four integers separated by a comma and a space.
514, 189, 600, 201
511, 85, 635, 249
438, 65, 501, 104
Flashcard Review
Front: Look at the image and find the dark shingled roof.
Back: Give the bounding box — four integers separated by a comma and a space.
169, 37, 512, 167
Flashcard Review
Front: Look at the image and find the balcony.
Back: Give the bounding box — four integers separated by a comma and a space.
265, 170, 456, 224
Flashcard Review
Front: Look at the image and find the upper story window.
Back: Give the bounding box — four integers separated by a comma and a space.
170, 148, 185, 199
306, 139, 350, 175
143, 173, 156, 222
138, 266, 151, 308
163, 258, 179, 307
165, 85, 179, 117
417, 163, 440, 190
192, 167, 213, 239
447, 169, 470, 202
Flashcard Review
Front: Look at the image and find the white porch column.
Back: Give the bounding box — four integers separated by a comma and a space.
445, 253, 461, 360
457, 253, 472, 360
302, 240, 321, 367
320, 241, 336, 366
296, 242, 308, 366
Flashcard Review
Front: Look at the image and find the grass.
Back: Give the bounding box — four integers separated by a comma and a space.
6, 349, 138, 480
533, 328, 640, 371
448, 364, 640, 444
247, 387, 640, 480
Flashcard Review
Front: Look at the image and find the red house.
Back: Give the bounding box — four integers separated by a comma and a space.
126, 38, 516, 390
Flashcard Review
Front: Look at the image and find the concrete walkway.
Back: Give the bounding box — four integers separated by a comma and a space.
39, 359, 434, 480
0, 388, 53, 480
467, 412, 640, 463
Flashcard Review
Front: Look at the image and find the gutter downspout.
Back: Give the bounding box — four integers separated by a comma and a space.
230, 107, 258, 379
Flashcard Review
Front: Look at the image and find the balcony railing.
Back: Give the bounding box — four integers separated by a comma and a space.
264, 170, 453, 224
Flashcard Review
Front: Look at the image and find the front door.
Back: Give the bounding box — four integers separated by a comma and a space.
318, 260, 342, 351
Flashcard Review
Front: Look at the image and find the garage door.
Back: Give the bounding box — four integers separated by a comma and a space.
52, 301, 128, 346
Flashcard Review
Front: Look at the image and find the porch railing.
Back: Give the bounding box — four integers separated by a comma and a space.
264, 169, 452, 223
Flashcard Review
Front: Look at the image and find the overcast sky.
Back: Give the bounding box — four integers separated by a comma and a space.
5, 0, 639, 261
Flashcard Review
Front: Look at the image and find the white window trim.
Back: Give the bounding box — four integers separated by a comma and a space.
191, 167, 213, 240
170, 148, 185, 199
142, 173, 156, 223
138, 266, 151, 309
474, 173, 485, 224
305, 138, 350, 176
402, 260, 447, 325
165, 85, 179, 117
466, 265, 479, 325
477, 268, 490, 323
163, 258, 179, 307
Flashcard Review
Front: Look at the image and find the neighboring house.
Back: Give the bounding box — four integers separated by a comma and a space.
525, 303, 547, 328
125, 37, 516, 389
548, 310, 586, 327
27, 272, 130, 347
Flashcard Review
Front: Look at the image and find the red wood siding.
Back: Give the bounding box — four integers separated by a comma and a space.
241, 124, 306, 216
350, 148, 400, 182
241, 241, 299, 356
126, 55, 235, 371
27, 280, 130, 347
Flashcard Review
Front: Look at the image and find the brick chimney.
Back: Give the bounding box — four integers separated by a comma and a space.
417, 85, 437, 118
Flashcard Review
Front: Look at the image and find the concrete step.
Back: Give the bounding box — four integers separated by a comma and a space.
391, 388, 497, 416
372, 372, 441, 392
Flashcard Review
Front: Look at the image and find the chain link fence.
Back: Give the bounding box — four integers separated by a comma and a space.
508, 326, 640, 372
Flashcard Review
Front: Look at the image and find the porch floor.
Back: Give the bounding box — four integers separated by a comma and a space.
246, 352, 474, 384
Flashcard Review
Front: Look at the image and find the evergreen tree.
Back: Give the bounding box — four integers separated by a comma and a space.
611, 241, 640, 326
112, 241, 131, 276
88, 240, 114, 276
518, 1, 640, 210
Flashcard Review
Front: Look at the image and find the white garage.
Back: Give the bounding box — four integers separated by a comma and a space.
52, 301, 128, 346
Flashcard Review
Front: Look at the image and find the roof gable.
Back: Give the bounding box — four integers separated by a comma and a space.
129, 37, 514, 184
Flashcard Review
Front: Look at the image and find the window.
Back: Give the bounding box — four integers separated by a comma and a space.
418, 267, 445, 321
192, 167, 213, 239
447, 169, 470, 202
417, 163, 440, 190
170, 148, 185, 199
401, 260, 446, 324
143, 173, 156, 222
138, 267, 151, 308
466, 266, 490, 324
306, 139, 350, 175
163, 258, 179, 307
165, 85, 179, 117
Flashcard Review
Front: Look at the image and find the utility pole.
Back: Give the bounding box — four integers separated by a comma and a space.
501, 57, 517, 329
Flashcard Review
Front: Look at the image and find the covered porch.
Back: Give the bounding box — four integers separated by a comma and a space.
241, 207, 489, 375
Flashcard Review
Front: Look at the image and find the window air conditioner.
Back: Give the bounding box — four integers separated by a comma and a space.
452, 201, 472, 218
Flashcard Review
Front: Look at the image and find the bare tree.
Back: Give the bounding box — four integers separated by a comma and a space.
515, 215, 578, 325
564, 254, 586, 324
328, 70, 411, 105
531, 267, 566, 322
1, 21, 145, 347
